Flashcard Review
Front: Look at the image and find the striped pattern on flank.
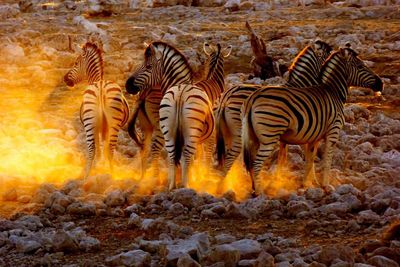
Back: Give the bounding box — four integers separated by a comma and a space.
242, 48, 382, 195
215, 41, 332, 175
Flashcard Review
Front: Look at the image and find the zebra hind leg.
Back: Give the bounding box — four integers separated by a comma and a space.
224, 133, 242, 175
276, 142, 289, 179
252, 137, 280, 197
140, 132, 152, 180
83, 133, 98, 180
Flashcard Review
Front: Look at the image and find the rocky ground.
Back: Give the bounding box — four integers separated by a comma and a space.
0, 0, 399, 266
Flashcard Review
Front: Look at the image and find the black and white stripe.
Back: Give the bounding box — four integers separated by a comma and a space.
125, 42, 194, 180
242, 47, 383, 195
215, 41, 332, 175
65, 42, 129, 179
159, 43, 231, 189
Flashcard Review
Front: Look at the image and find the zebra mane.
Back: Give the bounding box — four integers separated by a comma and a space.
150, 41, 194, 75
288, 45, 315, 74
83, 42, 104, 80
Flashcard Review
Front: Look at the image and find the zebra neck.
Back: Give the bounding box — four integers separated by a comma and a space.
320, 57, 348, 102
287, 48, 321, 88
160, 64, 192, 94
86, 61, 103, 85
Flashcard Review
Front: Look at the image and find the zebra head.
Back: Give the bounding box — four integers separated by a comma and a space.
203, 43, 232, 80
341, 46, 383, 94
314, 40, 333, 64
125, 43, 163, 95
64, 42, 103, 87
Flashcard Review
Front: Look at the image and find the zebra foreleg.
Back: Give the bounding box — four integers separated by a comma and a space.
303, 140, 320, 188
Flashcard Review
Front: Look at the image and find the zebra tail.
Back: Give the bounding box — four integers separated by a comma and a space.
128, 100, 144, 150
174, 101, 183, 166
242, 106, 257, 174
215, 106, 227, 169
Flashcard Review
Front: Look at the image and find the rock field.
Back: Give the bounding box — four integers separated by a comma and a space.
0, 0, 399, 266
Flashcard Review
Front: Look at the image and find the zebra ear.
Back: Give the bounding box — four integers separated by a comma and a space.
203, 42, 212, 56
149, 44, 162, 60
143, 41, 149, 48
222, 45, 232, 58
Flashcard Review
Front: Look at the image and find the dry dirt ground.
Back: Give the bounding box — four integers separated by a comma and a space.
0, 1, 400, 266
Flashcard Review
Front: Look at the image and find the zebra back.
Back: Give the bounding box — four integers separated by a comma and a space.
64, 42, 104, 86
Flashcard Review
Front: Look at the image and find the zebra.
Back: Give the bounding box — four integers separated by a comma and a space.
215, 40, 332, 175
159, 43, 231, 190
160, 84, 214, 190
241, 47, 383, 196
125, 41, 194, 181
64, 42, 130, 179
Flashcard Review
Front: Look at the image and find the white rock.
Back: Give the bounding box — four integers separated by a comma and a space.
79, 236, 100, 252
202, 244, 240, 266
165, 232, 210, 265
367, 255, 399, 267
229, 239, 262, 259
128, 213, 142, 228
16, 239, 41, 253
105, 190, 126, 207
357, 210, 380, 225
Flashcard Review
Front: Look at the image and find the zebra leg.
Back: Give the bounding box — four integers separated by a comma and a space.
224, 133, 242, 175
303, 140, 320, 188
181, 147, 194, 189
276, 142, 288, 178
139, 131, 152, 179
252, 137, 280, 196
83, 132, 98, 180
107, 127, 119, 174
321, 135, 338, 189
149, 127, 165, 184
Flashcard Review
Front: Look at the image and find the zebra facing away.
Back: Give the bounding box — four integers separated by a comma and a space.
125, 42, 194, 181
159, 43, 231, 190
215, 40, 332, 176
242, 47, 383, 196
64, 42, 130, 179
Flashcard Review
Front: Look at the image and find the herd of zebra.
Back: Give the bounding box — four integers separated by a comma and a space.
64, 35, 383, 197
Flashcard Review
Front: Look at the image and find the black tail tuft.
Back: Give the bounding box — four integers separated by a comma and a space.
216, 109, 227, 169
174, 126, 183, 166
242, 107, 256, 174
243, 140, 253, 174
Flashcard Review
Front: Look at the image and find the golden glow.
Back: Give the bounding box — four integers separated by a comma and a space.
0, 45, 298, 203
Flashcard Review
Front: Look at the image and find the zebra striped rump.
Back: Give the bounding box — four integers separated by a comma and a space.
80, 81, 130, 178
160, 84, 214, 190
